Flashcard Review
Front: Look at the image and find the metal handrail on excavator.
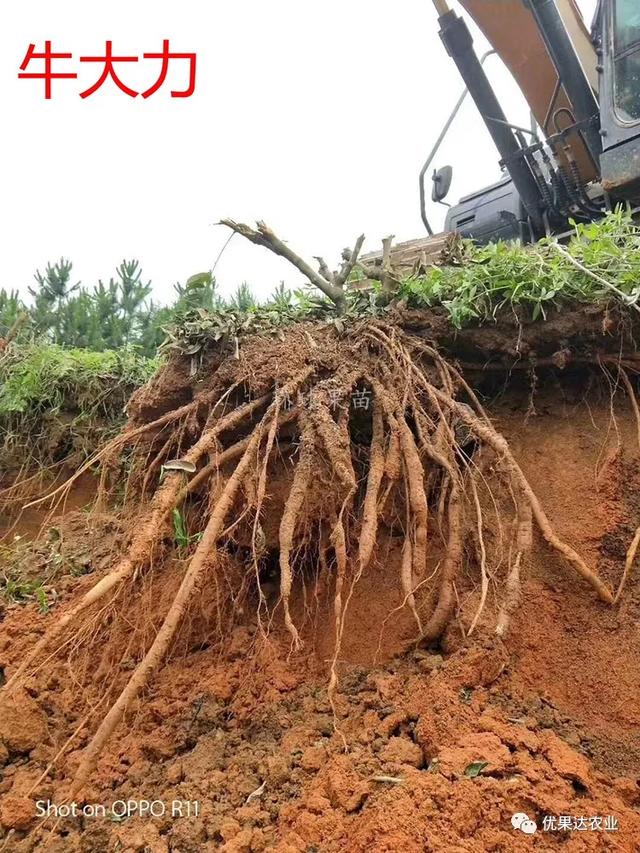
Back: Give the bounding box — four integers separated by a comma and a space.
419, 49, 496, 235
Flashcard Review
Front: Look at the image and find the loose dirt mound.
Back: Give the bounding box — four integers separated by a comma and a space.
2, 316, 640, 851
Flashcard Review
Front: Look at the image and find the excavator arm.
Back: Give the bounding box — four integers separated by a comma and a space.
366, 0, 640, 270
459, 0, 598, 181
421, 0, 640, 246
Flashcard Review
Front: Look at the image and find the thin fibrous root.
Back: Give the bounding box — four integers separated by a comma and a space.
429, 386, 614, 604
617, 365, 640, 452
141, 434, 176, 497
4, 392, 273, 692
70, 408, 275, 798
328, 509, 349, 703
615, 523, 640, 605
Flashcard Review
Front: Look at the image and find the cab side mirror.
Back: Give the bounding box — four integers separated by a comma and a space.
432, 165, 453, 203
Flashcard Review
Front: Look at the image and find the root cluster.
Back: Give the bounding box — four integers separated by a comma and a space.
2, 321, 614, 797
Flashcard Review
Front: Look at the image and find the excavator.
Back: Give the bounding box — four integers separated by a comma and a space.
412, 0, 640, 258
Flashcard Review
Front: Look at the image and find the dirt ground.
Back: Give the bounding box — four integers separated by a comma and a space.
1, 374, 640, 852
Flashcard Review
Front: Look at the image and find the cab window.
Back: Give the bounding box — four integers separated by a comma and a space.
613, 0, 640, 120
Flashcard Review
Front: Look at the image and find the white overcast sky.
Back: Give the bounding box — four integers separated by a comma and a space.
2, 0, 597, 303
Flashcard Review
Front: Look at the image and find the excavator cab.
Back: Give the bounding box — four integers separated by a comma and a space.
597, 0, 640, 195
607, 0, 640, 121
426, 0, 640, 242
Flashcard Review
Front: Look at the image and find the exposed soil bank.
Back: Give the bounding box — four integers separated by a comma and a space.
2, 332, 640, 850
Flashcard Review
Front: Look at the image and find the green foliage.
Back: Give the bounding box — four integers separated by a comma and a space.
459, 686, 473, 704
270, 282, 294, 310
464, 761, 489, 779
1, 259, 222, 357
3, 209, 640, 363
2, 210, 638, 479
172, 508, 203, 551
166, 210, 640, 352
0, 344, 155, 417
0, 289, 24, 337
398, 208, 640, 328
30, 259, 158, 353
164, 278, 381, 354
1, 570, 52, 613
0, 344, 155, 472
229, 282, 258, 312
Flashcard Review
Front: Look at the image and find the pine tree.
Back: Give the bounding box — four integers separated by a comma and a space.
1, 260, 231, 357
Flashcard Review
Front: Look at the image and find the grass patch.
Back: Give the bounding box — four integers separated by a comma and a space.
1, 572, 52, 613
398, 209, 640, 327
0, 344, 156, 474
0, 344, 156, 416
166, 210, 640, 354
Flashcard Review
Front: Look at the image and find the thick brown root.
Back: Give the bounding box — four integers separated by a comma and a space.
358, 404, 385, 572
278, 412, 314, 649
71, 414, 270, 796
5, 393, 273, 691
496, 500, 532, 636
397, 417, 429, 584
399, 514, 423, 634
421, 482, 462, 641
383, 417, 401, 483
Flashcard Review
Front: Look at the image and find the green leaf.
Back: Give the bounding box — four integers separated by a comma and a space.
464, 761, 488, 778
186, 272, 213, 289
172, 507, 188, 548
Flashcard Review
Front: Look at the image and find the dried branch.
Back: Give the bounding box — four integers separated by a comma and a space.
313, 256, 334, 283
357, 235, 402, 293
335, 234, 366, 288
220, 219, 365, 312
380, 234, 395, 295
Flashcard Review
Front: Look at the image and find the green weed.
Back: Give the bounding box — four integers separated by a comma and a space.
0, 344, 156, 472
1, 572, 52, 613
398, 208, 640, 328
172, 508, 203, 551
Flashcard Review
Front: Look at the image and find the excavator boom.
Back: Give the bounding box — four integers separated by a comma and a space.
459, 0, 598, 181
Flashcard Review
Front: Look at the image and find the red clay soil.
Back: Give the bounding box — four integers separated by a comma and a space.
2, 380, 640, 852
